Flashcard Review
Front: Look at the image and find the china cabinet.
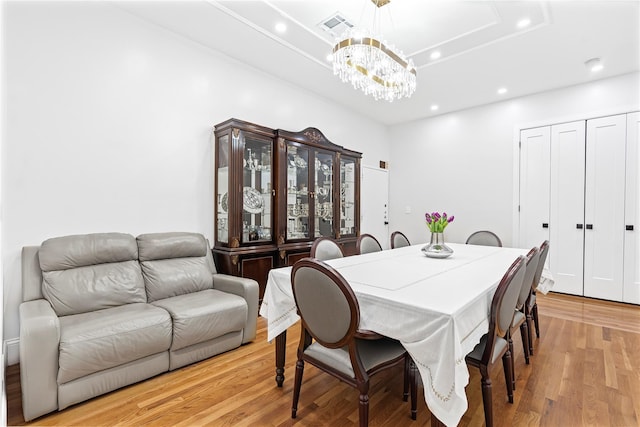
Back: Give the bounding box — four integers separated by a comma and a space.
212, 119, 361, 301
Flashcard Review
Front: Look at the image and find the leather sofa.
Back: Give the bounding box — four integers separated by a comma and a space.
19, 232, 259, 421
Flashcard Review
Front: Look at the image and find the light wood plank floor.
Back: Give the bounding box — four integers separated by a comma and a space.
6, 292, 640, 426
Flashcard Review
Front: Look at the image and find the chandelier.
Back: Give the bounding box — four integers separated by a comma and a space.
332, 0, 417, 102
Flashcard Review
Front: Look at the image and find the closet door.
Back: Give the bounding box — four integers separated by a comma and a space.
583, 115, 626, 300
549, 121, 585, 295
624, 112, 640, 304
519, 127, 550, 250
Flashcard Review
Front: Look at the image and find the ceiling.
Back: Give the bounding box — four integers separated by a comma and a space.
114, 0, 640, 126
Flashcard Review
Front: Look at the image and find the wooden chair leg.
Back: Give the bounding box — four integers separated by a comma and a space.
502, 350, 514, 404
533, 303, 540, 338
358, 393, 370, 427
410, 359, 417, 420
520, 321, 530, 365
507, 332, 515, 391
292, 359, 304, 418
480, 374, 494, 427
403, 357, 409, 402
526, 313, 535, 355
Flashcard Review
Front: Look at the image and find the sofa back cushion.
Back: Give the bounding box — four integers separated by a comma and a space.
137, 232, 214, 303
39, 233, 146, 316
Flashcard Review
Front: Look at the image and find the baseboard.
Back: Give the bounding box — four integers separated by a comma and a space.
2, 341, 7, 425
5, 338, 19, 366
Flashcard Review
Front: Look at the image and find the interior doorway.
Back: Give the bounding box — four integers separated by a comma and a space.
361, 165, 389, 249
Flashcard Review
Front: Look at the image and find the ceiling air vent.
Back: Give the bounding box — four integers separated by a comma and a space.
319, 13, 354, 37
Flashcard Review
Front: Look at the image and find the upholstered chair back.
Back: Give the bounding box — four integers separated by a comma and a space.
466, 230, 503, 247
495, 256, 526, 339
531, 240, 550, 292
391, 231, 411, 249
516, 247, 540, 309
357, 233, 382, 254
292, 259, 357, 348
310, 237, 344, 261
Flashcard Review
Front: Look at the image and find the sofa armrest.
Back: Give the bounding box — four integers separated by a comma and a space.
212, 274, 259, 343
19, 299, 61, 421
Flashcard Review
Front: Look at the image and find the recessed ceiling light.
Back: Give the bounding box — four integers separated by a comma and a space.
517, 18, 531, 29
585, 57, 603, 72
430, 104, 439, 111
497, 87, 508, 95
430, 51, 441, 60
275, 22, 287, 33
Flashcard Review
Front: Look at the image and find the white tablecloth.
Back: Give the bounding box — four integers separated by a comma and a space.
259, 243, 527, 427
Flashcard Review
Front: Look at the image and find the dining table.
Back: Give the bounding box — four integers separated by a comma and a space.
259, 242, 528, 427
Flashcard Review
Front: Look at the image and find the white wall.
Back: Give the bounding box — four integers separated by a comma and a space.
0, 0, 5, 419
1, 2, 389, 362
388, 72, 640, 247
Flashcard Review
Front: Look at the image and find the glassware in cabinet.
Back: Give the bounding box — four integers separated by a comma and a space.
242, 136, 273, 243
340, 155, 357, 237
315, 151, 334, 238
285, 143, 310, 240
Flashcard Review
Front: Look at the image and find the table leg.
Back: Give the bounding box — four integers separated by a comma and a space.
275, 330, 287, 387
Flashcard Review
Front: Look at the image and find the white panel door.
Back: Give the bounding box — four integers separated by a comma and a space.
519, 126, 551, 250
624, 112, 640, 304
550, 121, 585, 295
583, 115, 627, 300
361, 166, 389, 249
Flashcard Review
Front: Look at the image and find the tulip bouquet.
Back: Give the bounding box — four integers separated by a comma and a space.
425, 212, 454, 233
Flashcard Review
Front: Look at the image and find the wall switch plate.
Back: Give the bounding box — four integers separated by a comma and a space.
405, 206, 411, 214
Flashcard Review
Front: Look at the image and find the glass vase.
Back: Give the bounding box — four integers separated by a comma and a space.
422, 232, 454, 258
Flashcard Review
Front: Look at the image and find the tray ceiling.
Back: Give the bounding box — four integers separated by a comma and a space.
114, 0, 640, 125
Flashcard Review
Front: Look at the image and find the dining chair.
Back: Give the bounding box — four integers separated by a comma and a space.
390, 231, 411, 249
508, 246, 540, 390
310, 236, 344, 261
356, 233, 383, 254
465, 230, 503, 247
465, 255, 526, 427
291, 258, 417, 426
527, 240, 550, 355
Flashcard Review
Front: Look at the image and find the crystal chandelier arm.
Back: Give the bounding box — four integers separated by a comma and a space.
333, 37, 416, 75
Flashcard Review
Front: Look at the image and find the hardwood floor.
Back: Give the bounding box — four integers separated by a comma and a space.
6, 292, 640, 426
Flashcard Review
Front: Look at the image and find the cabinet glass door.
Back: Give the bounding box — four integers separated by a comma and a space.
217, 135, 229, 244
242, 135, 273, 243
286, 143, 310, 240
315, 151, 334, 238
340, 156, 357, 236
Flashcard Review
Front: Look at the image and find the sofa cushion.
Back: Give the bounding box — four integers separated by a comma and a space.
141, 258, 213, 303
151, 289, 247, 351
137, 233, 214, 302
40, 233, 146, 316
39, 233, 138, 271
57, 303, 172, 384
137, 232, 207, 261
